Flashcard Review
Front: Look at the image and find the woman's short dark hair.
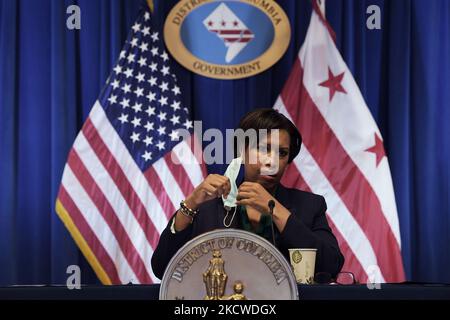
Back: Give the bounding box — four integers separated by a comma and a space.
237, 108, 302, 163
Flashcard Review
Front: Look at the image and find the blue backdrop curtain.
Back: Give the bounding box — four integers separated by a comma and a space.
0, 0, 449, 285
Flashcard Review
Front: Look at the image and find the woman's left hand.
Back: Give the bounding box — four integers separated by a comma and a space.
237, 182, 292, 233
236, 182, 276, 214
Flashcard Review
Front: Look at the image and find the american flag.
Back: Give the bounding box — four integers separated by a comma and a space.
275, 1, 406, 283
55, 8, 206, 284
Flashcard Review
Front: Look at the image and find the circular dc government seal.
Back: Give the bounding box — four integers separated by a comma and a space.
159, 229, 299, 300
164, 0, 291, 80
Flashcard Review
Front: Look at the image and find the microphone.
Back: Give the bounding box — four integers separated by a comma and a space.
268, 200, 276, 247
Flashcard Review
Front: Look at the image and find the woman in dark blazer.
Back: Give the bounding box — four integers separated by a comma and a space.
151, 108, 344, 280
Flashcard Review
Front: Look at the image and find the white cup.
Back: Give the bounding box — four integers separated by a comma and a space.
288, 248, 317, 284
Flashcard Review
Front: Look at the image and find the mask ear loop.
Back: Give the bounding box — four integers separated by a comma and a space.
223, 206, 237, 228
222, 145, 243, 228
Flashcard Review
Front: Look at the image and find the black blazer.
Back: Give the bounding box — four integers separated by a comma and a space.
151, 184, 344, 280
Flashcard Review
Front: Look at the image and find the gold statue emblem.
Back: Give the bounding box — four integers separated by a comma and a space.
203, 250, 247, 300
203, 250, 228, 300
222, 281, 247, 300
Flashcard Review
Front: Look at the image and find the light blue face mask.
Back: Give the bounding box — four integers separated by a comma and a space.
222, 156, 242, 227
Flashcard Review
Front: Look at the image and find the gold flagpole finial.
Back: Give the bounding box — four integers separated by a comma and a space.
146, 0, 154, 13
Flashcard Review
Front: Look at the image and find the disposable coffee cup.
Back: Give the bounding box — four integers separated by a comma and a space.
288, 248, 317, 284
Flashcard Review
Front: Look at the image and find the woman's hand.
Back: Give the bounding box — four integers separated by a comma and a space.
236, 182, 291, 232
175, 174, 230, 232
184, 174, 231, 210
236, 182, 275, 214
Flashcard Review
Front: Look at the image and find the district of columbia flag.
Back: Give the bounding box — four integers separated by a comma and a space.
55, 4, 206, 284
275, 0, 406, 283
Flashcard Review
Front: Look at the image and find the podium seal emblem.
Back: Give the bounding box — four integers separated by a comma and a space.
159, 229, 298, 300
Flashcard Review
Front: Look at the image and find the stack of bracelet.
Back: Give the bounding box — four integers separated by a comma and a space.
179, 200, 199, 223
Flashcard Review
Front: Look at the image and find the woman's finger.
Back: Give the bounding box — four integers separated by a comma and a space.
236, 199, 252, 206
203, 184, 219, 197
223, 179, 231, 194
238, 185, 254, 193
237, 191, 253, 200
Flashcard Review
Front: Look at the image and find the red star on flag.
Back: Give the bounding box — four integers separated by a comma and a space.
365, 133, 386, 167
319, 67, 347, 101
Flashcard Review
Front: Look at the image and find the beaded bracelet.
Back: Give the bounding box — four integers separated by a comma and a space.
179, 207, 194, 223
179, 200, 199, 222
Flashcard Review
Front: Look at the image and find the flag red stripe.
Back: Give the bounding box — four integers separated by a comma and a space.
58, 186, 121, 284
326, 217, 369, 284
281, 164, 368, 283
223, 38, 252, 43
82, 118, 160, 249
165, 151, 195, 197
143, 166, 177, 219
281, 164, 309, 190
210, 29, 253, 35
281, 59, 405, 281
67, 149, 152, 284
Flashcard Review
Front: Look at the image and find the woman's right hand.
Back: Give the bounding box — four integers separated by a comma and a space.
174, 174, 230, 232
184, 174, 231, 210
